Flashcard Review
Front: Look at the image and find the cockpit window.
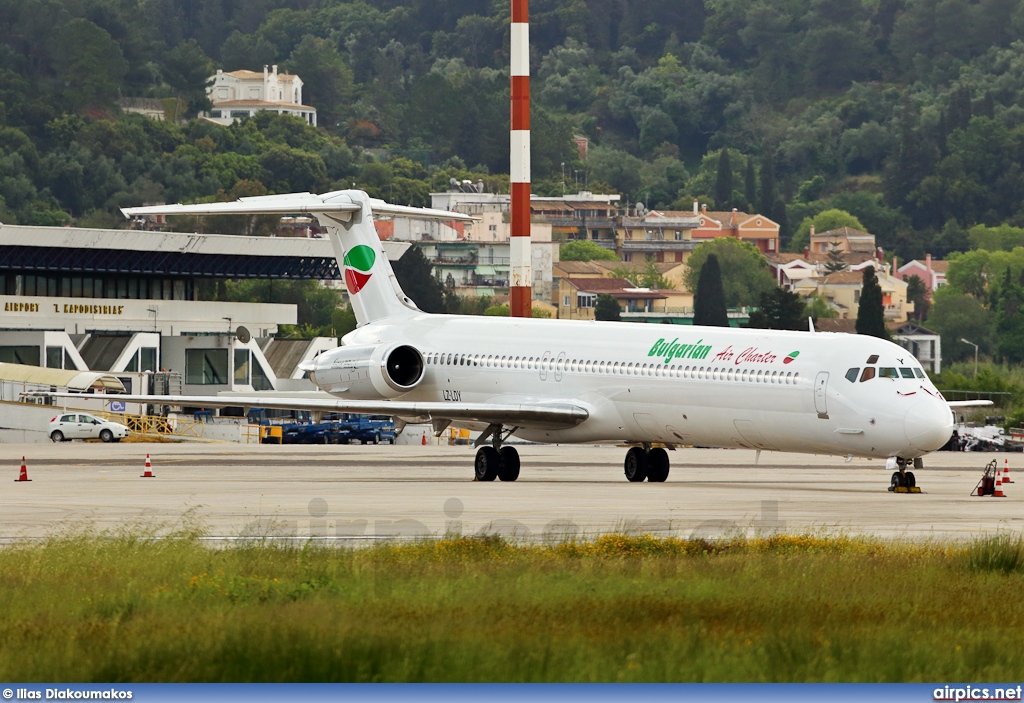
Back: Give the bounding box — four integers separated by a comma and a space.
867, 355, 879, 364
860, 367, 876, 382
846, 368, 859, 383
900, 367, 915, 378
880, 367, 898, 379
914, 368, 925, 378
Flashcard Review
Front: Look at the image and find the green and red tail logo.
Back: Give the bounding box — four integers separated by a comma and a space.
343, 245, 375, 294
783, 351, 800, 365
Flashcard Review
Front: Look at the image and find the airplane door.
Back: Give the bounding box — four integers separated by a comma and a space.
555, 352, 566, 382
814, 371, 829, 418
540, 351, 551, 381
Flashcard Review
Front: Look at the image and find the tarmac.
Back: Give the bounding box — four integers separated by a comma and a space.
2, 442, 1021, 542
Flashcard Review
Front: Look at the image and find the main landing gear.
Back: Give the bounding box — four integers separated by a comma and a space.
889, 457, 922, 493
624, 445, 670, 483
474, 424, 520, 482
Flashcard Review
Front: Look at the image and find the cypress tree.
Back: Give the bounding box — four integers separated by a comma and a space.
758, 151, 777, 215
693, 254, 730, 327
715, 148, 732, 210
855, 266, 888, 339
744, 156, 757, 210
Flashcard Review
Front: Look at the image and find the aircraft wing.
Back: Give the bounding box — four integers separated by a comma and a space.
36, 392, 588, 429
947, 400, 994, 408
121, 192, 476, 222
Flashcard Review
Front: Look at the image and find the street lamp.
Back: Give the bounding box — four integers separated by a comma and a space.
960, 338, 979, 378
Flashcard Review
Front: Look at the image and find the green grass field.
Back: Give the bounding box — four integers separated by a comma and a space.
2, 526, 1023, 682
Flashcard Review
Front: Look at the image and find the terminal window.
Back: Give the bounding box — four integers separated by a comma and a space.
185, 349, 229, 385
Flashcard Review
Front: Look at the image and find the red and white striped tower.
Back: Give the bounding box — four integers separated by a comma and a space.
509, 0, 532, 317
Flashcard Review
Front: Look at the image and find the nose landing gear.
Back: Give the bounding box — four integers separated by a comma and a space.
624, 445, 670, 482
888, 457, 922, 493
473, 424, 520, 482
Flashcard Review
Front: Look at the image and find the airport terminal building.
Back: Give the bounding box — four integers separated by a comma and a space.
0, 224, 370, 395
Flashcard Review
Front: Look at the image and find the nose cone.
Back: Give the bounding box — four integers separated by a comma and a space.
905, 400, 954, 452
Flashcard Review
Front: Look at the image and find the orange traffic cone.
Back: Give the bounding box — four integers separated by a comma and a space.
141, 454, 154, 478
15, 456, 30, 482
421, 433, 427, 446
993, 467, 1006, 497
1004, 457, 1013, 484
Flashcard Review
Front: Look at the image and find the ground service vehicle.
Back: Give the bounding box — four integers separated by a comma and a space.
49, 413, 129, 443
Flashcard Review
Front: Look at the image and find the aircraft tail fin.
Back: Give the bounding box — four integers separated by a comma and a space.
122, 190, 475, 326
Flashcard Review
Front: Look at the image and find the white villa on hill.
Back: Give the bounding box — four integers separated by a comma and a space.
204, 65, 317, 126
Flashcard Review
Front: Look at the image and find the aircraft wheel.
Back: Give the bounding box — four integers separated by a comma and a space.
647, 447, 670, 482
498, 446, 520, 482
624, 447, 648, 482
890, 471, 906, 490
904, 471, 916, 488
475, 446, 499, 481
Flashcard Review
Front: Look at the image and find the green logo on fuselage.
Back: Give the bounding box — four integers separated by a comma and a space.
648, 337, 712, 364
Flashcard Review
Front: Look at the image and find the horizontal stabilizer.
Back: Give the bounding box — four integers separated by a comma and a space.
122, 190, 476, 222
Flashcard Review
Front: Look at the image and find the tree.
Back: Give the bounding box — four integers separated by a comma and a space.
743, 156, 757, 209
995, 270, 1024, 363
683, 238, 776, 309
693, 254, 729, 327
224, 279, 340, 328
284, 36, 355, 131
595, 294, 621, 321
559, 240, 619, 261
161, 40, 214, 119
609, 260, 671, 289
926, 287, 994, 362
855, 266, 887, 339
904, 274, 929, 320
805, 293, 838, 320
747, 287, 807, 330
823, 241, 847, 273
391, 247, 446, 313
714, 148, 732, 209
56, 19, 128, 111
758, 150, 777, 215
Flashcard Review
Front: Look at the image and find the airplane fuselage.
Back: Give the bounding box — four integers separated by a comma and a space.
313, 314, 954, 460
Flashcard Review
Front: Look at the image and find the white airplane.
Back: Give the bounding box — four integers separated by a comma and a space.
57, 190, 982, 488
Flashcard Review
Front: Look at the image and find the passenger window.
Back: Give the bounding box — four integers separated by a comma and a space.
900, 368, 915, 378
845, 368, 859, 383
880, 367, 898, 379
914, 368, 925, 378
860, 367, 875, 382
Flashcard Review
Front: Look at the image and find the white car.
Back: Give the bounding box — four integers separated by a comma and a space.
49, 413, 130, 443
